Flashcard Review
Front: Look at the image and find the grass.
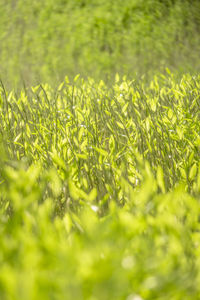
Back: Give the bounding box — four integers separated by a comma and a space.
0, 72, 200, 299
1, 0, 200, 88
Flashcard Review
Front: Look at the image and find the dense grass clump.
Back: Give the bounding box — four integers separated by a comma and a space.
0, 73, 200, 299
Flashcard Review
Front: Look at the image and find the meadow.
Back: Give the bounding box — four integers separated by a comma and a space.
1, 0, 200, 88
0, 73, 200, 299
1, 0, 200, 299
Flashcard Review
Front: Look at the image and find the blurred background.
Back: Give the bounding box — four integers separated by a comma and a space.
0, 0, 200, 88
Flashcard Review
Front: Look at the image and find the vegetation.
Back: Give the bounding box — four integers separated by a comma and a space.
1, 0, 200, 88
0, 73, 200, 299
1, 0, 200, 298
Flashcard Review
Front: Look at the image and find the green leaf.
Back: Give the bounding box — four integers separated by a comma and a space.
115, 73, 120, 83
88, 188, 97, 202
14, 133, 22, 143
189, 163, 197, 181
176, 126, 183, 139
116, 121, 124, 129
50, 150, 66, 170
73, 74, 80, 82
157, 165, 165, 193
58, 82, 64, 92
93, 147, 108, 157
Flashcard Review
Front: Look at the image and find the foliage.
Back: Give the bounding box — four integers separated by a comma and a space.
1, 0, 200, 88
0, 73, 200, 299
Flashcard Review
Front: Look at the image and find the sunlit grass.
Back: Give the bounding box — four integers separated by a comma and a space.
0, 73, 200, 299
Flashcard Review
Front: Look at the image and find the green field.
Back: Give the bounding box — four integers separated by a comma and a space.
0, 73, 200, 299
1, 0, 200, 299
1, 0, 200, 88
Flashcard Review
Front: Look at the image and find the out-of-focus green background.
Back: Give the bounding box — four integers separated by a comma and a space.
1, 0, 200, 88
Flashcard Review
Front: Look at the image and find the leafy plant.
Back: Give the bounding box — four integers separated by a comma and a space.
0, 73, 200, 299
